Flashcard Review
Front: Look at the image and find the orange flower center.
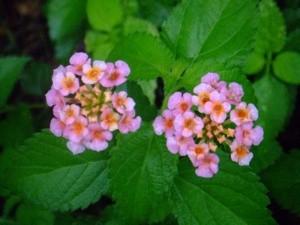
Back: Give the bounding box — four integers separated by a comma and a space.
87, 67, 101, 81
73, 121, 84, 134
199, 93, 210, 105
109, 71, 120, 81
180, 102, 188, 112
183, 118, 195, 129
236, 146, 248, 158
92, 130, 103, 139
237, 109, 249, 119
212, 103, 223, 115
164, 118, 173, 129
62, 77, 75, 90
195, 146, 205, 155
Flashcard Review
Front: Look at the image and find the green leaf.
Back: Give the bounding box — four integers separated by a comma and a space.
46, 0, 86, 41
109, 123, 178, 223
108, 33, 175, 81
85, 30, 116, 60
87, 0, 122, 32
0, 56, 30, 107
0, 130, 109, 211
253, 75, 296, 139
285, 28, 300, 52
16, 204, 54, 225
273, 51, 300, 84
261, 150, 300, 216
243, 51, 265, 75
250, 138, 283, 173
21, 62, 52, 96
123, 17, 158, 36
0, 218, 17, 225
0, 104, 34, 149
170, 155, 275, 225
162, 0, 258, 66
283, 8, 300, 33
255, 0, 286, 54
182, 61, 256, 104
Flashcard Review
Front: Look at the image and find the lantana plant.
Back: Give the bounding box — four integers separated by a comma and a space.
46, 52, 141, 154
153, 73, 264, 177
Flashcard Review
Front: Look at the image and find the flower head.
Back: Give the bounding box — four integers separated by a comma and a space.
46, 53, 141, 154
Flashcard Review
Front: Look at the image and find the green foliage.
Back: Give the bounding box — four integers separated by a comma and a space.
16, 204, 54, 225
46, 0, 86, 62
262, 150, 300, 216
0, 104, 33, 149
108, 33, 175, 81
87, 0, 123, 32
0, 56, 30, 107
273, 51, 300, 84
21, 62, 52, 96
243, 52, 266, 75
255, 0, 286, 54
253, 75, 296, 139
109, 123, 178, 223
0, 130, 110, 212
170, 155, 275, 225
162, 0, 258, 66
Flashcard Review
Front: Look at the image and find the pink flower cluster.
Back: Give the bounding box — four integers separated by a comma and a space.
153, 73, 263, 178
46, 52, 141, 154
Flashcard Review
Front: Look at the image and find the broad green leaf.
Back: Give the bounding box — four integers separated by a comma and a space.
273, 51, 300, 84
0, 130, 109, 211
54, 36, 83, 63
21, 62, 52, 96
253, 75, 296, 139
85, 30, 116, 60
170, 156, 275, 225
87, 0, 122, 32
250, 138, 283, 173
0, 104, 34, 149
109, 123, 178, 223
255, 0, 286, 54
46, 0, 86, 41
162, 0, 258, 66
0, 218, 17, 225
182, 60, 256, 104
16, 204, 54, 225
137, 79, 157, 106
262, 150, 300, 216
0, 56, 30, 107
108, 33, 175, 81
243, 51, 265, 75
123, 17, 158, 36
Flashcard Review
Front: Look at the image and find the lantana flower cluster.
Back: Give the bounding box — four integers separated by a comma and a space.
46, 52, 141, 154
153, 73, 263, 178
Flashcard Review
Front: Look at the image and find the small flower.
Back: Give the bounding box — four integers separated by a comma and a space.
201, 73, 220, 86
230, 140, 253, 166
67, 141, 85, 154
235, 122, 264, 146
153, 110, 176, 137
50, 118, 66, 137
112, 91, 135, 114
64, 116, 89, 143
82, 60, 106, 84
101, 60, 130, 87
174, 111, 204, 137
225, 82, 244, 105
100, 108, 120, 131
168, 92, 193, 115
118, 110, 141, 134
166, 134, 194, 156
192, 83, 213, 113
58, 104, 80, 125
67, 52, 90, 76
204, 91, 231, 123
52, 71, 79, 96
230, 102, 258, 125
84, 123, 113, 151
195, 153, 219, 178
188, 143, 210, 166
45, 88, 64, 107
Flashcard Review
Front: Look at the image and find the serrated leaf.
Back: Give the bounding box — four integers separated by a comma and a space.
0, 130, 109, 211
0, 104, 34, 149
162, 0, 258, 66
108, 33, 175, 81
109, 123, 178, 223
255, 0, 286, 54
170, 155, 275, 225
261, 150, 300, 216
243, 51, 266, 75
182, 60, 256, 104
251, 138, 283, 173
21, 61, 52, 96
87, 0, 122, 32
0, 56, 30, 107
123, 17, 158, 36
46, 0, 86, 41
16, 204, 54, 225
253, 75, 296, 139
273, 51, 300, 84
